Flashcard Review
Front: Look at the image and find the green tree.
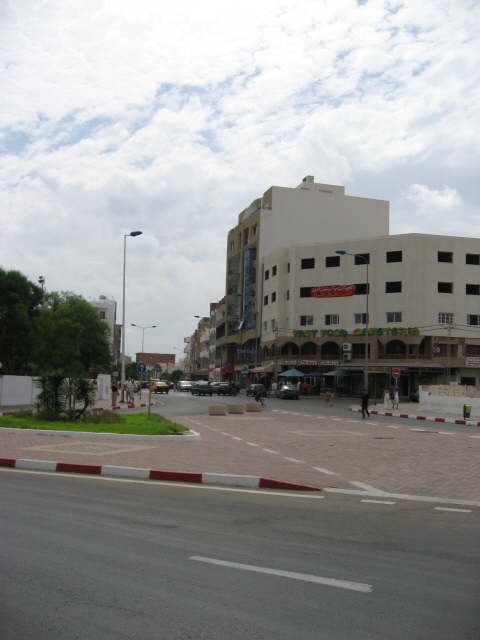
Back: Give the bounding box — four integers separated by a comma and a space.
0, 268, 43, 374
31, 292, 112, 375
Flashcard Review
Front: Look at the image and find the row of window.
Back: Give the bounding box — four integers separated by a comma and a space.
298, 252, 480, 270
262, 282, 480, 303
263, 314, 480, 331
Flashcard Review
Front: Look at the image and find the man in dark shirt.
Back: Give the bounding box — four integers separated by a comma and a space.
360, 389, 370, 418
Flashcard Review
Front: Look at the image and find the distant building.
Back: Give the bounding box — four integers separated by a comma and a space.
135, 352, 176, 375
89, 295, 120, 363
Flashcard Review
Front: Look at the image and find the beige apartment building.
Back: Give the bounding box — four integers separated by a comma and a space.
219, 176, 480, 396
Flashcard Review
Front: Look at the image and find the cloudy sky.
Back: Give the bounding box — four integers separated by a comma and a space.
1, 0, 479, 360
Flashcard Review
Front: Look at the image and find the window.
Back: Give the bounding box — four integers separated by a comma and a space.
271, 292, 276, 303
438, 312, 454, 324
466, 344, 480, 355
252, 225, 258, 236
325, 314, 339, 325
466, 253, 480, 265
263, 321, 267, 331
386, 281, 402, 293
386, 250, 402, 263
466, 284, 480, 295
286, 290, 290, 300
244, 229, 249, 245
300, 315, 313, 326
467, 315, 480, 326
438, 251, 453, 263
300, 287, 311, 297
355, 283, 369, 295
325, 255, 340, 267
386, 312, 402, 322
272, 265, 277, 276
438, 282, 453, 293
99, 311, 106, 319
354, 313, 369, 324
271, 319, 276, 330
301, 258, 315, 269
354, 253, 370, 265
263, 295, 268, 306
265, 269, 269, 280
287, 262, 290, 273
229, 241, 234, 252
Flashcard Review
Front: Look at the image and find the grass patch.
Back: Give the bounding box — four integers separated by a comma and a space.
0, 410, 188, 436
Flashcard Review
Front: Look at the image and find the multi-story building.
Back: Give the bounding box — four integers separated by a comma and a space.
89, 295, 120, 363
260, 233, 480, 395
219, 176, 480, 395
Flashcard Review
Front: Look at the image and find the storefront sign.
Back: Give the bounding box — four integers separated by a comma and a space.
466, 357, 480, 368
293, 327, 420, 338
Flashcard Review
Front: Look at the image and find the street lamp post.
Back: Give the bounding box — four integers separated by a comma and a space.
131, 324, 156, 397
336, 250, 370, 392
120, 231, 142, 402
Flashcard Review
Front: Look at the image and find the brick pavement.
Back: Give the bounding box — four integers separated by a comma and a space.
1, 405, 479, 503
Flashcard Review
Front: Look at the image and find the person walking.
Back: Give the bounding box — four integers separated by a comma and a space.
325, 389, 333, 407
383, 388, 391, 409
360, 389, 370, 418
393, 386, 400, 409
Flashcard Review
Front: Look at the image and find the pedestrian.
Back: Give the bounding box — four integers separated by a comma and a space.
111, 379, 118, 407
271, 380, 278, 397
128, 378, 136, 404
393, 386, 400, 410
383, 388, 391, 409
325, 389, 333, 407
360, 389, 370, 418
302, 381, 309, 395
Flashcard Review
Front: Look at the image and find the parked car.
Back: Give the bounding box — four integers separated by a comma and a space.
191, 381, 213, 396
217, 382, 235, 396
209, 381, 222, 392
410, 389, 419, 402
150, 380, 170, 394
177, 380, 193, 392
246, 383, 267, 397
277, 383, 299, 399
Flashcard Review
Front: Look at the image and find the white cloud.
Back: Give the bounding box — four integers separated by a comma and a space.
1, 0, 479, 356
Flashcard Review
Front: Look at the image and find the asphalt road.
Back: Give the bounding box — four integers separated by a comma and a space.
2, 470, 479, 640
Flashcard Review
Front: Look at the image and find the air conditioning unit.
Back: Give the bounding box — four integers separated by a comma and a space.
343, 343, 352, 352
343, 353, 352, 361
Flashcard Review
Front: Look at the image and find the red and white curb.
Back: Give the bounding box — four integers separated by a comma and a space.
349, 407, 480, 427
0, 457, 322, 492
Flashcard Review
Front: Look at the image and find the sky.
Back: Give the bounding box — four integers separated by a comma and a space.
1, 0, 479, 361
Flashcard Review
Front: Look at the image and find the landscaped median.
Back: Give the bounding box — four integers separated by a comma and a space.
0, 410, 190, 437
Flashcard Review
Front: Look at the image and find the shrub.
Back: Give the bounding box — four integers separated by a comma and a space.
83, 410, 123, 424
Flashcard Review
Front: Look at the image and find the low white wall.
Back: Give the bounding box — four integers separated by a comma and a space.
0, 375, 111, 407
419, 386, 480, 417
0, 375, 40, 406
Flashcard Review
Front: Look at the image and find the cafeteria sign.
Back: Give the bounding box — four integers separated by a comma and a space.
293, 327, 420, 338
311, 284, 356, 298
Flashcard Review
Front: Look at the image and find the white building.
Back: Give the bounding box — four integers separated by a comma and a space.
89, 295, 120, 362
222, 176, 480, 395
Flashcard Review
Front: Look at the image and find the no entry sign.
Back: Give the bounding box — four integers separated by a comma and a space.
392, 368, 401, 379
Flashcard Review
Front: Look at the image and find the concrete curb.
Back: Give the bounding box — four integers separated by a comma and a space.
0, 426, 200, 441
348, 406, 480, 427
0, 457, 322, 492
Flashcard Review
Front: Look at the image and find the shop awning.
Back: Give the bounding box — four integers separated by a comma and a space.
251, 363, 274, 373
324, 369, 353, 376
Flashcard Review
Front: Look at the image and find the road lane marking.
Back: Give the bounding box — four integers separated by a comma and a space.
361, 499, 396, 505
313, 467, 336, 475
190, 556, 372, 593
434, 507, 472, 513
285, 457, 303, 463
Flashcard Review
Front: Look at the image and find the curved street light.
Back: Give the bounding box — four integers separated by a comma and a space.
120, 231, 142, 402
335, 250, 370, 392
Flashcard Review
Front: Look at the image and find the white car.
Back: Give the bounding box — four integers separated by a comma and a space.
177, 380, 193, 392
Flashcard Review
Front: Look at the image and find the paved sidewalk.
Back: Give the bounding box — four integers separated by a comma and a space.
0, 399, 479, 503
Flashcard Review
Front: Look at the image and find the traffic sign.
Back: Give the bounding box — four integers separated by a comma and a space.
392, 368, 401, 379
137, 363, 147, 374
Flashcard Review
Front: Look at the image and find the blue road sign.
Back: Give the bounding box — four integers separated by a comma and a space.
137, 363, 147, 374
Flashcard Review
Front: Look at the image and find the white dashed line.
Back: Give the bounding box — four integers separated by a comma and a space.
434, 507, 472, 513
361, 499, 396, 505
